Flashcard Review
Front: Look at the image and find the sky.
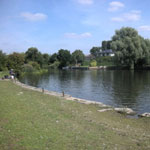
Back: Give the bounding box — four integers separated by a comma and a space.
0, 0, 150, 54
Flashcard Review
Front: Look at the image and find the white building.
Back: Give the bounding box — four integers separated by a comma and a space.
99, 49, 115, 57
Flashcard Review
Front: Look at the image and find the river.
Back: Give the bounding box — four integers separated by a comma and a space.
19, 70, 150, 114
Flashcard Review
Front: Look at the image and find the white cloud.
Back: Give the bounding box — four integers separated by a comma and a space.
108, 1, 124, 12
64, 32, 92, 38
77, 0, 93, 5
111, 10, 141, 22
21, 12, 47, 21
111, 17, 124, 22
138, 26, 150, 31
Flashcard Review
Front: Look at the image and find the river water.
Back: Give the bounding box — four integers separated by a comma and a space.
19, 70, 150, 114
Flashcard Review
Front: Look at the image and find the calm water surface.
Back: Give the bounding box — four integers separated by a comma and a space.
19, 70, 150, 114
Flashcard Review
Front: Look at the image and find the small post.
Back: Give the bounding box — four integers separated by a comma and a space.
42, 88, 44, 93
62, 91, 64, 97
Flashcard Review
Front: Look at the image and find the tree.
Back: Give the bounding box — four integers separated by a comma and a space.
25, 47, 44, 67
102, 41, 112, 50
49, 53, 58, 64
111, 27, 148, 69
7, 52, 25, 76
0, 50, 7, 71
90, 47, 101, 58
57, 49, 71, 68
43, 53, 50, 65
71, 50, 85, 65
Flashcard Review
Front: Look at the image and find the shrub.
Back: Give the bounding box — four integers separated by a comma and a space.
90, 60, 97, 67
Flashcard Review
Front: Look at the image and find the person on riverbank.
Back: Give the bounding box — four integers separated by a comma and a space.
9, 69, 15, 80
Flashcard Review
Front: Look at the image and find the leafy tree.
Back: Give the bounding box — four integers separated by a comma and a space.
102, 41, 112, 50
71, 50, 85, 65
57, 49, 71, 68
49, 53, 58, 64
102, 41, 107, 50
43, 53, 50, 65
7, 52, 25, 76
49, 61, 60, 69
28, 61, 41, 70
25, 47, 44, 67
0, 50, 7, 71
111, 27, 148, 69
90, 47, 101, 58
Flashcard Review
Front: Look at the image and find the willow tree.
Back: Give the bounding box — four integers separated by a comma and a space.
111, 27, 145, 69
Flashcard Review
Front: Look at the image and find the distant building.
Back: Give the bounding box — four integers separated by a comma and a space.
85, 54, 94, 61
99, 49, 115, 57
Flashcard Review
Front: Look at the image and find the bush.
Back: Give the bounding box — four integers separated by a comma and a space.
23, 64, 34, 72
49, 61, 60, 69
90, 60, 97, 67
28, 61, 41, 70
97, 56, 114, 66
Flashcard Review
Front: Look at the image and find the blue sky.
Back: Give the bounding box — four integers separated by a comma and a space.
0, 0, 150, 54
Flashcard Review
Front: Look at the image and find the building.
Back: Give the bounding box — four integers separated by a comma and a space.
99, 49, 115, 57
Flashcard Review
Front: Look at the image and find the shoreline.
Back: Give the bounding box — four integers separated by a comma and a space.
13, 80, 138, 116
1, 79, 150, 117
14, 80, 110, 108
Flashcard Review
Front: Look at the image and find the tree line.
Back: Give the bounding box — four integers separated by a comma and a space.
0, 27, 150, 76
0, 48, 86, 76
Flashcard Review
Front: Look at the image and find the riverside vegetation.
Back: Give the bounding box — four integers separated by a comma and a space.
0, 80, 150, 150
0, 27, 150, 78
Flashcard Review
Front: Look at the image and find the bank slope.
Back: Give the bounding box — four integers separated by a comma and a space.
0, 81, 150, 150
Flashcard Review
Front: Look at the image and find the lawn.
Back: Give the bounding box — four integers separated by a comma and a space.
0, 80, 150, 150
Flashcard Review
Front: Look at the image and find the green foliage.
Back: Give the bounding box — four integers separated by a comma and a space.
111, 27, 150, 69
57, 49, 71, 68
90, 60, 97, 67
49, 61, 60, 69
7, 52, 25, 76
49, 53, 58, 64
0, 50, 7, 71
90, 47, 101, 58
42, 53, 50, 65
97, 56, 114, 66
71, 49, 85, 65
22, 64, 34, 72
25, 47, 44, 67
28, 61, 41, 70
102, 41, 111, 50
82, 60, 90, 67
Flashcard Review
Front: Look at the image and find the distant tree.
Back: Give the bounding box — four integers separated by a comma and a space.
25, 47, 43, 67
102, 41, 112, 50
28, 61, 41, 70
7, 52, 25, 76
90, 47, 101, 58
111, 27, 148, 69
0, 50, 7, 71
102, 41, 107, 50
25, 47, 39, 62
49, 53, 58, 64
71, 50, 85, 65
57, 49, 71, 68
43, 53, 50, 65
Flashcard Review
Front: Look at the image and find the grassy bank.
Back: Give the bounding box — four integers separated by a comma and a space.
0, 81, 150, 150
0, 71, 9, 78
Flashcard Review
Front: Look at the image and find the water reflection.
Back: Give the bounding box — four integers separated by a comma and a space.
19, 70, 150, 114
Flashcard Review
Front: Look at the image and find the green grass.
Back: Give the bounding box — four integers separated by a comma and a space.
0, 81, 150, 150
0, 71, 9, 78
